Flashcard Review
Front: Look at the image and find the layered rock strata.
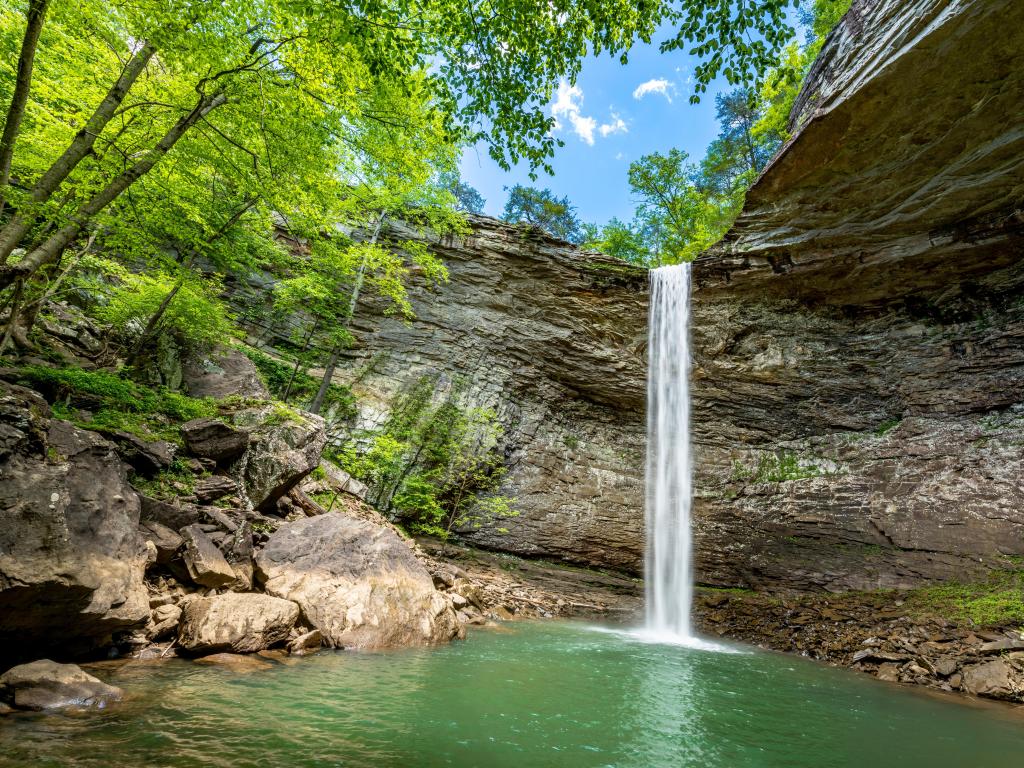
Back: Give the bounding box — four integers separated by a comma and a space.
284, 0, 1024, 595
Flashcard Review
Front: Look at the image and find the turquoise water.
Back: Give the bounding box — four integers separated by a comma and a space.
2, 621, 1023, 767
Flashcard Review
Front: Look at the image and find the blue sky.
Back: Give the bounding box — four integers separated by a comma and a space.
458, 26, 735, 227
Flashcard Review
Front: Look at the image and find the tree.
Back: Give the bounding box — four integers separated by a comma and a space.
586, 218, 650, 265
0, 0, 807, 298
0, 0, 48, 214
502, 184, 584, 244
449, 180, 486, 214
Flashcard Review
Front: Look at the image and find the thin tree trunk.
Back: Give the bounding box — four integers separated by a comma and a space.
0, 0, 50, 216
0, 90, 227, 290
0, 278, 24, 354
283, 316, 320, 403
126, 194, 258, 364
19, 229, 95, 336
309, 211, 386, 415
0, 41, 156, 264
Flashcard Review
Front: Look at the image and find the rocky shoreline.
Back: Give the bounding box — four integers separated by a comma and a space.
694, 590, 1024, 707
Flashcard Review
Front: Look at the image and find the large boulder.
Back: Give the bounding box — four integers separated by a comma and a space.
182, 346, 270, 400
255, 513, 460, 649
962, 660, 1022, 700
0, 383, 149, 659
0, 659, 123, 711
234, 407, 326, 511
177, 593, 299, 654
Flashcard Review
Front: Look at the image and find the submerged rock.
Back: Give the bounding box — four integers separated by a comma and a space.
177, 593, 299, 654
0, 660, 123, 711
255, 513, 459, 649
192, 652, 273, 672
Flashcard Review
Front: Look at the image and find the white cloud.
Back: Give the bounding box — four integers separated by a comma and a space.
599, 113, 628, 138
632, 78, 675, 103
551, 82, 629, 146
551, 81, 595, 144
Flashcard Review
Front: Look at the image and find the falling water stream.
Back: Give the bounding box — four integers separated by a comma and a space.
644, 262, 698, 643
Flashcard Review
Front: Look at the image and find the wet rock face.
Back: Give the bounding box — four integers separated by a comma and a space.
255, 513, 460, 649
293, 220, 648, 572
0, 383, 149, 659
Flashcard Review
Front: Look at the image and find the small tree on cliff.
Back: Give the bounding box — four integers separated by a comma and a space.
502, 185, 585, 244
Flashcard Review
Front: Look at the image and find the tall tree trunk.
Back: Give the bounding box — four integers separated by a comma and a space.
0, 0, 50, 216
309, 211, 386, 415
0, 90, 227, 290
0, 41, 156, 264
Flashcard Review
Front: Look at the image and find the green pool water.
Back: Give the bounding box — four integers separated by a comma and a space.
2, 621, 1022, 767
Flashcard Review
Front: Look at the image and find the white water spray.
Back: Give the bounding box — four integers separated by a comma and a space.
644, 262, 696, 642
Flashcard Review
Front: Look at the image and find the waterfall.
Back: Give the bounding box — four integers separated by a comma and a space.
645, 262, 696, 642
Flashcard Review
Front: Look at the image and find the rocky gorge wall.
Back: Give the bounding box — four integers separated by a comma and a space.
308, 0, 1024, 594
336, 221, 650, 572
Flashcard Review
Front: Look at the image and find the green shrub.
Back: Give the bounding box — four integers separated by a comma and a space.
93, 271, 236, 352
335, 376, 518, 539
18, 365, 217, 442
907, 571, 1024, 627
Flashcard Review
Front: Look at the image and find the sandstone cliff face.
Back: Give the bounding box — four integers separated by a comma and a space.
690, 0, 1024, 591
322, 0, 1024, 593
342, 220, 649, 571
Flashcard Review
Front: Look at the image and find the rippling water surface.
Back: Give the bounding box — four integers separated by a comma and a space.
3, 621, 1023, 767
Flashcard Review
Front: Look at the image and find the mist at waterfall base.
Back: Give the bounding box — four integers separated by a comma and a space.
636, 262, 721, 649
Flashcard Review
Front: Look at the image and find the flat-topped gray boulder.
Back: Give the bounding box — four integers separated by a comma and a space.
178, 593, 299, 654
255, 513, 459, 650
0, 660, 123, 711
181, 418, 249, 463
183, 346, 270, 400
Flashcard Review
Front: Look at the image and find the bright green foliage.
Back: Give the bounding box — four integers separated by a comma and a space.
130, 458, 198, 500
334, 376, 517, 539
89, 265, 235, 353
502, 185, 584, 244
16, 364, 217, 441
